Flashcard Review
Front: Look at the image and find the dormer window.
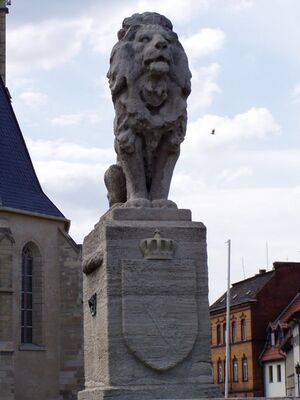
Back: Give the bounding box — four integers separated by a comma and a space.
271, 332, 275, 346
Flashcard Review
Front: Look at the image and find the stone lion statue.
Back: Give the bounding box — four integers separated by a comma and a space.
105, 12, 191, 208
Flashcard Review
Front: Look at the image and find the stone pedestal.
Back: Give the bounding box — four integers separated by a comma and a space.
78, 208, 220, 400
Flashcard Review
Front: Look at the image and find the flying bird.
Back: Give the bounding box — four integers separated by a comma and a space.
211, 129, 215, 135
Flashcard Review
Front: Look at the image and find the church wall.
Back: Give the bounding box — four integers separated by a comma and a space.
58, 229, 84, 399
0, 227, 15, 400
0, 210, 83, 400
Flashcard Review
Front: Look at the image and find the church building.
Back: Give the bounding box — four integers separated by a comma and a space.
0, 2, 84, 399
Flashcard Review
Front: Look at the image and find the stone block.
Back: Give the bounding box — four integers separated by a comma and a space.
78, 208, 220, 399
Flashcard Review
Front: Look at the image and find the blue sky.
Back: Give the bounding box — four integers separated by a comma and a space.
6, 0, 300, 302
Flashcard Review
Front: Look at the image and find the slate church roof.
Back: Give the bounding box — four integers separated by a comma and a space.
0, 78, 65, 219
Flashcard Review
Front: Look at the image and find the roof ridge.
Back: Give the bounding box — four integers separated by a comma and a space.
232, 269, 273, 286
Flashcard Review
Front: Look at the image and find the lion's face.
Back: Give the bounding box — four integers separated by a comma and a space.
132, 25, 174, 76
108, 17, 191, 109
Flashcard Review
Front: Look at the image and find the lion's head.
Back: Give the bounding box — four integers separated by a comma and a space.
107, 12, 191, 108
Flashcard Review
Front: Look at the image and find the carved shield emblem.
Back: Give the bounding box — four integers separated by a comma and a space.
122, 260, 198, 371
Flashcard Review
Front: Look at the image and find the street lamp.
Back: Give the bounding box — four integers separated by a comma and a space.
295, 362, 300, 396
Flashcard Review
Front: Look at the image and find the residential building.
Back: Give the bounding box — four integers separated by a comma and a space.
0, 2, 84, 399
260, 293, 300, 397
210, 262, 300, 397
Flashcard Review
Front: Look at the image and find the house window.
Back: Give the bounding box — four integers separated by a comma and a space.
232, 320, 236, 343
223, 323, 226, 344
241, 318, 246, 341
20, 243, 43, 346
242, 356, 248, 382
217, 359, 223, 383
21, 246, 33, 343
271, 332, 275, 346
233, 357, 238, 382
217, 324, 221, 345
269, 365, 273, 383
277, 364, 281, 382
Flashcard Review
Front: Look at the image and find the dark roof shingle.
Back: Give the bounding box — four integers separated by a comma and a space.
210, 270, 275, 312
0, 78, 65, 219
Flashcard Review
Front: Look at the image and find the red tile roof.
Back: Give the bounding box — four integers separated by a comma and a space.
260, 347, 286, 362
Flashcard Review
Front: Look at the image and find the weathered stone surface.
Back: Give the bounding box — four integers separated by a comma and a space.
104, 12, 192, 208
122, 259, 197, 371
112, 207, 191, 221
78, 208, 220, 399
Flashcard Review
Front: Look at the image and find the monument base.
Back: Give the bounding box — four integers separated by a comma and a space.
79, 383, 220, 400
78, 207, 220, 400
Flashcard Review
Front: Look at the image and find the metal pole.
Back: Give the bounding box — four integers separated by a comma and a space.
298, 373, 300, 396
266, 242, 269, 270
225, 240, 231, 398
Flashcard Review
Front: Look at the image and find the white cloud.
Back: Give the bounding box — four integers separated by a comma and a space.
35, 160, 106, 191
134, 0, 209, 23
89, 0, 210, 55
229, 0, 254, 12
19, 91, 48, 107
8, 77, 34, 91
95, 76, 111, 100
26, 138, 114, 164
217, 166, 252, 183
188, 63, 221, 115
7, 18, 92, 76
292, 83, 300, 104
181, 29, 225, 116
51, 112, 102, 127
51, 113, 83, 127
26, 138, 115, 240
182, 28, 225, 60
184, 107, 281, 155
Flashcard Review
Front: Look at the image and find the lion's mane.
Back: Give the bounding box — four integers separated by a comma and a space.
107, 12, 191, 143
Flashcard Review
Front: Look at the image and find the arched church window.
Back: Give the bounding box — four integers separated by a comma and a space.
21, 246, 33, 343
20, 243, 43, 346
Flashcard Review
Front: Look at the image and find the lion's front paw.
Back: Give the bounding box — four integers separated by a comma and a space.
125, 198, 152, 208
151, 199, 178, 209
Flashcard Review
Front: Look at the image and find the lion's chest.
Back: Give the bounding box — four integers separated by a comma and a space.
141, 78, 167, 107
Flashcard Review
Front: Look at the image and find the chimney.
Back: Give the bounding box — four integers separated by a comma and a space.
259, 268, 266, 274
0, 0, 8, 85
256, 268, 267, 276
